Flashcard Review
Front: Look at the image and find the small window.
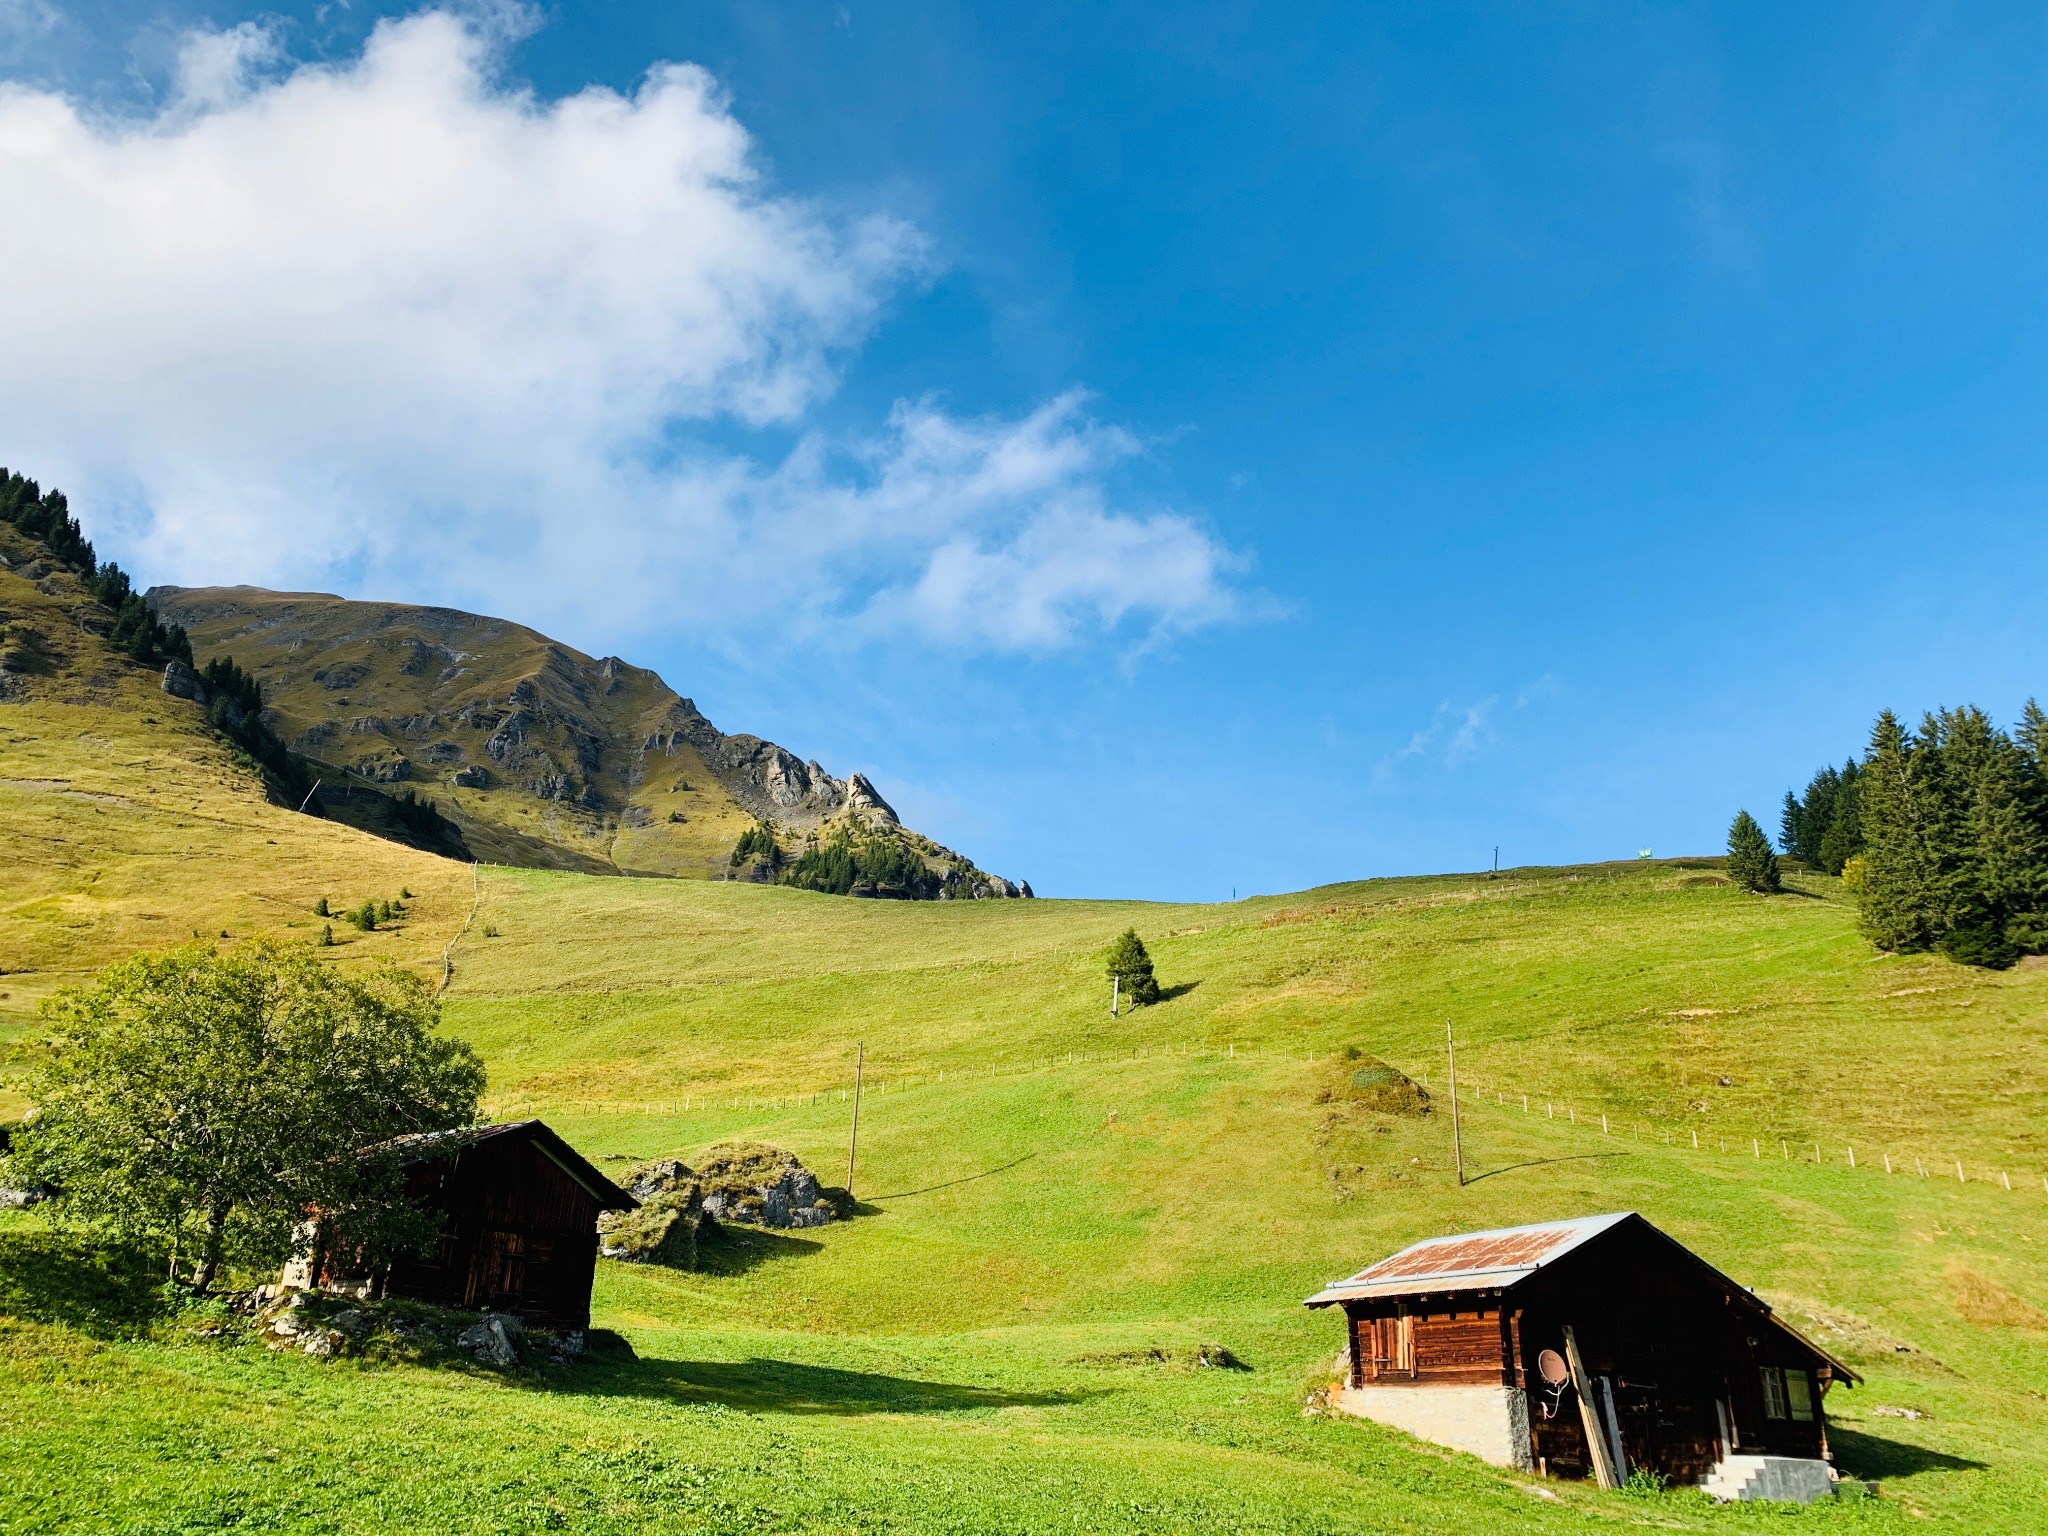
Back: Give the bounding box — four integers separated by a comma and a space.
1786, 1369, 1814, 1422
1760, 1366, 1787, 1419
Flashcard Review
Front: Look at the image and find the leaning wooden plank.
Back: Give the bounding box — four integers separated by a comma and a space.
1562, 1324, 1620, 1489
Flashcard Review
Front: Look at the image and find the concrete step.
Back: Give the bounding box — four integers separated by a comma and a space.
1701, 1455, 1837, 1505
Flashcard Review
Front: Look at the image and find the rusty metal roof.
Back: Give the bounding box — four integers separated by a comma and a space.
1302, 1212, 1632, 1307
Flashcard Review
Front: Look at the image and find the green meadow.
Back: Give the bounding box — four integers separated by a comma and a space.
6, 860, 2048, 1533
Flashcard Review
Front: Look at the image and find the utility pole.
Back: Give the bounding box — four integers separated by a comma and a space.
1447, 1018, 1465, 1187
846, 1042, 864, 1199
1110, 973, 1120, 1018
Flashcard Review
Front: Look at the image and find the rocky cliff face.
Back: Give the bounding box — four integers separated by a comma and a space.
146, 585, 1023, 894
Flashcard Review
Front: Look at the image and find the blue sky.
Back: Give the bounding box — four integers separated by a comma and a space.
3, 3, 2046, 899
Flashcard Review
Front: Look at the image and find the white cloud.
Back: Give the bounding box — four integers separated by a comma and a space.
167, 19, 283, 112
0, 7, 1250, 653
1395, 695, 1500, 769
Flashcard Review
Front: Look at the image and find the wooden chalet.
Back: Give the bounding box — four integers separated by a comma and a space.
283, 1119, 636, 1332
1305, 1213, 1860, 1497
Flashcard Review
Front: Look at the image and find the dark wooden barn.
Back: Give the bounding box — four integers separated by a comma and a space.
1305, 1213, 1860, 1501
283, 1119, 636, 1333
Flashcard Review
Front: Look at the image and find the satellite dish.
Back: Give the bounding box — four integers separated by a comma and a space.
1537, 1349, 1570, 1387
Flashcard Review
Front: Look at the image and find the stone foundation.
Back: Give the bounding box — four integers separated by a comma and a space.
1336, 1384, 1534, 1470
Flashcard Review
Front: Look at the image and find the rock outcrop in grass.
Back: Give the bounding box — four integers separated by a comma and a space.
599, 1160, 708, 1268
599, 1144, 837, 1268
697, 1142, 838, 1229
1318, 1050, 1431, 1115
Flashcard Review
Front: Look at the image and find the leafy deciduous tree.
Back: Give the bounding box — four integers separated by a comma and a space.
6, 943, 483, 1292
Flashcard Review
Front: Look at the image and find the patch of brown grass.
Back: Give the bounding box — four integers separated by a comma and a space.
1948, 1261, 2048, 1330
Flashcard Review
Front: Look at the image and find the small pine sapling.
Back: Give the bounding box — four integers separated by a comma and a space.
1726, 810, 1783, 894
1104, 928, 1162, 1006
313, 896, 329, 917
319, 924, 334, 947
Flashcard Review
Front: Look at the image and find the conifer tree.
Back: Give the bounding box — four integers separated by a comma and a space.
1817, 760, 1863, 875
2019, 699, 2048, 822
1856, 712, 1948, 951
1936, 706, 2046, 955
1782, 766, 1840, 865
1104, 929, 1161, 1005
1726, 810, 1782, 893
1779, 791, 1804, 859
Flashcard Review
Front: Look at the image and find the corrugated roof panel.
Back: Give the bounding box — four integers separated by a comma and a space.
1359, 1227, 1581, 1281
1303, 1212, 1634, 1308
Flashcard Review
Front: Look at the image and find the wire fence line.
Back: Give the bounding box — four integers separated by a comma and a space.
1411, 1066, 2047, 1200
486, 1039, 2047, 1200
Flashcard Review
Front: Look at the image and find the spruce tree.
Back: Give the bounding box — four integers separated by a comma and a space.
1937, 706, 2047, 959
1817, 760, 1863, 875
2019, 700, 2048, 837
1782, 766, 1840, 866
1726, 810, 1782, 893
1104, 929, 1161, 1005
2018, 699, 2048, 782
1857, 711, 1945, 951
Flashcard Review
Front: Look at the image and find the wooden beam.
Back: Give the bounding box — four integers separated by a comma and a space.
1562, 1324, 1620, 1490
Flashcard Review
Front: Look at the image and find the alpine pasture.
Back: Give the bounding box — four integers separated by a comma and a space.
7, 856, 2048, 1534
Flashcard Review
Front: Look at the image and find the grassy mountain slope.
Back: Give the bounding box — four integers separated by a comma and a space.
0, 528, 475, 1113
150, 585, 1021, 893
6, 855, 2047, 1532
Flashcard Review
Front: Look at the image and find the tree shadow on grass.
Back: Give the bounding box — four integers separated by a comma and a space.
0, 1226, 168, 1337
1831, 1424, 1987, 1480
563, 1352, 1086, 1415
1156, 981, 1201, 1003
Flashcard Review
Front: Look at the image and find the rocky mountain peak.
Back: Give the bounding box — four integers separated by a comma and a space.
845, 773, 899, 826
143, 584, 1027, 897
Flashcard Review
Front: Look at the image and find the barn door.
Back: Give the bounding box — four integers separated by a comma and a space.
468, 1229, 527, 1309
